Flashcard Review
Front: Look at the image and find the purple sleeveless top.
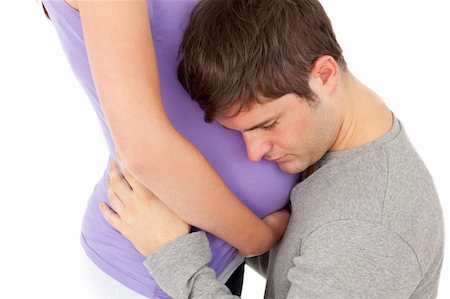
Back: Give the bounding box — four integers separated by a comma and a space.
42, 1, 298, 298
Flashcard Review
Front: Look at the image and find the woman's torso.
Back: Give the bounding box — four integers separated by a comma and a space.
42, 0, 298, 297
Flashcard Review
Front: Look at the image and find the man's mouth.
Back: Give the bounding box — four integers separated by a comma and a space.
267, 154, 289, 163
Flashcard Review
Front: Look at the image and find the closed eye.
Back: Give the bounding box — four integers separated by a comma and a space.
261, 120, 279, 131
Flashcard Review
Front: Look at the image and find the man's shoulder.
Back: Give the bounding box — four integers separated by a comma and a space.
290, 122, 440, 229
290, 149, 389, 229
288, 130, 443, 278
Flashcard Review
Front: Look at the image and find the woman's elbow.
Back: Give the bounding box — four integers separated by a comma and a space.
114, 127, 179, 173
114, 145, 155, 176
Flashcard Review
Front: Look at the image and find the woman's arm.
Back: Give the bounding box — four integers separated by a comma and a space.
77, 0, 276, 256
101, 160, 290, 296
101, 160, 290, 259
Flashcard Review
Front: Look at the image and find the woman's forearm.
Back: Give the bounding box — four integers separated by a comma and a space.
121, 130, 276, 257
78, 0, 275, 256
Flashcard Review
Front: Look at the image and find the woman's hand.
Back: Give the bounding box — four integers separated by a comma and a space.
261, 208, 291, 252
99, 160, 190, 257
238, 208, 291, 257
100, 158, 290, 258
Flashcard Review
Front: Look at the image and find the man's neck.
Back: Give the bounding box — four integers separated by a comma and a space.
330, 73, 393, 152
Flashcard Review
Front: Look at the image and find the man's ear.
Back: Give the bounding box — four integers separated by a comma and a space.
309, 55, 339, 96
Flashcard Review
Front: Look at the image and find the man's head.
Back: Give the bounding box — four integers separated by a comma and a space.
178, 0, 348, 173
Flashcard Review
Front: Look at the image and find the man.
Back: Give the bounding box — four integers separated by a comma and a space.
100, 0, 444, 297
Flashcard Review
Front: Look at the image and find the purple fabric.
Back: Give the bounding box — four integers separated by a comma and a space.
42, 1, 298, 298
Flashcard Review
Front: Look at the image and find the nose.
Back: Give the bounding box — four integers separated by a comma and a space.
243, 133, 272, 162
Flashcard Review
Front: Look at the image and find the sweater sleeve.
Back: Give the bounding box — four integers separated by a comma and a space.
144, 221, 422, 298
144, 231, 239, 299
285, 220, 422, 298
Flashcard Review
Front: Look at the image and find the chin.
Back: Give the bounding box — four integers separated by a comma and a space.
278, 162, 304, 174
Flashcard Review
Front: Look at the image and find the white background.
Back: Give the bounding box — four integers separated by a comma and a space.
1, 1, 449, 298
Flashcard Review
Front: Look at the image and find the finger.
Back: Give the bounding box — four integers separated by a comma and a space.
109, 159, 124, 180
99, 202, 122, 231
121, 164, 146, 192
107, 180, 125, 214
109, 160, 122, 187
109, 163, 134, 201
111, 159, 132, 190
113, 153, 129, 186
115, 151, 123, 165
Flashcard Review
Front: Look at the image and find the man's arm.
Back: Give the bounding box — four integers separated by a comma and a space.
101, 160, 421, 297
145, 232, 239, 299
285, 220, 422, 298
144, 220, 422, 298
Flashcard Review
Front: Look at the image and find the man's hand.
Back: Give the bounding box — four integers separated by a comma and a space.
99, 159, 190, 257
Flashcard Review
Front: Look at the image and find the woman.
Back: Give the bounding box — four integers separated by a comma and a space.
41, 0, 298, 298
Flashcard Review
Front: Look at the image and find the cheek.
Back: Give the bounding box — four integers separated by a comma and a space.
271, 133, 299, 154
282, 122, 308, 151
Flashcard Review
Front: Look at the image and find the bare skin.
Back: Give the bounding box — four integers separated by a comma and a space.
100, 56, 393, 257
101, 160, 290, 257
62, 0, 286, 257
64, 0, 79, 10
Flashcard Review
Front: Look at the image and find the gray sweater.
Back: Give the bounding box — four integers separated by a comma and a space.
144, 117, 444, 298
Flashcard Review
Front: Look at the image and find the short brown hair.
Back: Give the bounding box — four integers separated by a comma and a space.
177, 0, 346, 122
